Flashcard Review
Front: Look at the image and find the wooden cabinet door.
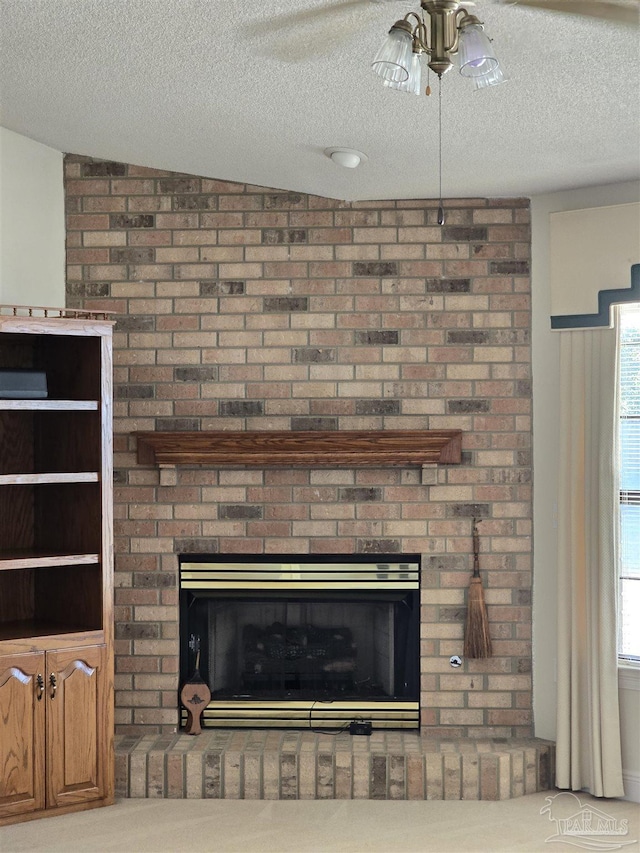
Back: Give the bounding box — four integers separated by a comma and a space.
46, 645, 106, 808
0, 652, 45, 819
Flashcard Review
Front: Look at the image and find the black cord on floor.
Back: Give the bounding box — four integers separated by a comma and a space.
308, 699, 350, 735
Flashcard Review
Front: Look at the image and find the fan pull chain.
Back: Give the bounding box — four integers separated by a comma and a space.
437, 74, 445, 226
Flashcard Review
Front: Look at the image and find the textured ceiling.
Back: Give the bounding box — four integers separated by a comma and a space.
0, 0, 639, 200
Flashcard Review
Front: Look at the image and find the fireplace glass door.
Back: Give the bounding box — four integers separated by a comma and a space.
183, 591, 418, 702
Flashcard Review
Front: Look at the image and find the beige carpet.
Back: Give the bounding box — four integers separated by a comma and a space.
2, 792, 638, 853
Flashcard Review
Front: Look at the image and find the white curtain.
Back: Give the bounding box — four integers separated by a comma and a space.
556, 320, 625, 798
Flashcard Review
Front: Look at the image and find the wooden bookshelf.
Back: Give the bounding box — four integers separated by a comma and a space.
0, 308, 114, 825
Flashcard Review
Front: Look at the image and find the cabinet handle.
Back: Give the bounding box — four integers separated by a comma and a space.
49, 672, 57, 699
36, 673, 44, 700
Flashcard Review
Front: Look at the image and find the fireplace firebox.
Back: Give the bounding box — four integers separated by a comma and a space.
179, 555, 420, 730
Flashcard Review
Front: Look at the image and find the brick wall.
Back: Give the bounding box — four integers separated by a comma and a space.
64, 154, 533, 738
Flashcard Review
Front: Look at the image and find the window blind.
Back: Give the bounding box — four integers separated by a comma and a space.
619, 303, 640, 660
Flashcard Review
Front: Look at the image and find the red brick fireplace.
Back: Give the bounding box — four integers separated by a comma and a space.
64, 154, 534, 745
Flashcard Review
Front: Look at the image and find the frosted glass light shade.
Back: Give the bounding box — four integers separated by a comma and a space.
384, 51, 423, 95
458, 23, 499, 78
372, 25, 413, 83
472, 62, 507, 90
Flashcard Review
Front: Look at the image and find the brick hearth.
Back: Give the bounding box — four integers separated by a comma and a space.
115, 733, 554, 800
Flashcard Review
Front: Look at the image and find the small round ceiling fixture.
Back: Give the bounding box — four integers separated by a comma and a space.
324, 148, 367, 169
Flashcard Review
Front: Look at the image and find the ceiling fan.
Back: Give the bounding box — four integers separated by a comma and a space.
245, 0, 638, 63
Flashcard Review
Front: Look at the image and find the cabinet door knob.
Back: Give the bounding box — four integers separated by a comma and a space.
36, 673, 44, 700
49, 672, 57, 699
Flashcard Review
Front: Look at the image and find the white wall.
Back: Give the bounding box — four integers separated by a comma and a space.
0, 127, 65, 306
531, 180, 640, 800
619, 669, 640, 802
550, 203, 640, 319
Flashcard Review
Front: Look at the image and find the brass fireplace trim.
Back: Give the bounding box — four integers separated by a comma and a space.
180, 560, 420, 591
181, 700, 420, 730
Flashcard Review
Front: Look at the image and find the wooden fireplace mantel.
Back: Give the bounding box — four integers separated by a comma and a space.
134, 430, 462, 468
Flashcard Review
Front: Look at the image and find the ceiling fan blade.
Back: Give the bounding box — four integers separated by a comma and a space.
243, 0, 406, 62
243, 0, 391, 40
499, 0, 640, 25
257, 25, 364, 63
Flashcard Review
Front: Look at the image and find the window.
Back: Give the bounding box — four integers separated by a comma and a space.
618, 302, 640, 661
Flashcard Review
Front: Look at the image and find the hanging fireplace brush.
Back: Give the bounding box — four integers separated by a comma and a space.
463, 518, 492, 659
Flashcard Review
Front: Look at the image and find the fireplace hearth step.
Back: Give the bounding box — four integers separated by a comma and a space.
115, 733, 555, 801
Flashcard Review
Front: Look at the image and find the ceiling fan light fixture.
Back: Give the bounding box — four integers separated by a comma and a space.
384, 50, 424, 95
457, 18, 500, 78
472, 61, 507, 90
371, 3, 506, 226
371, 20, 414, 83
372, 5, 503, 85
